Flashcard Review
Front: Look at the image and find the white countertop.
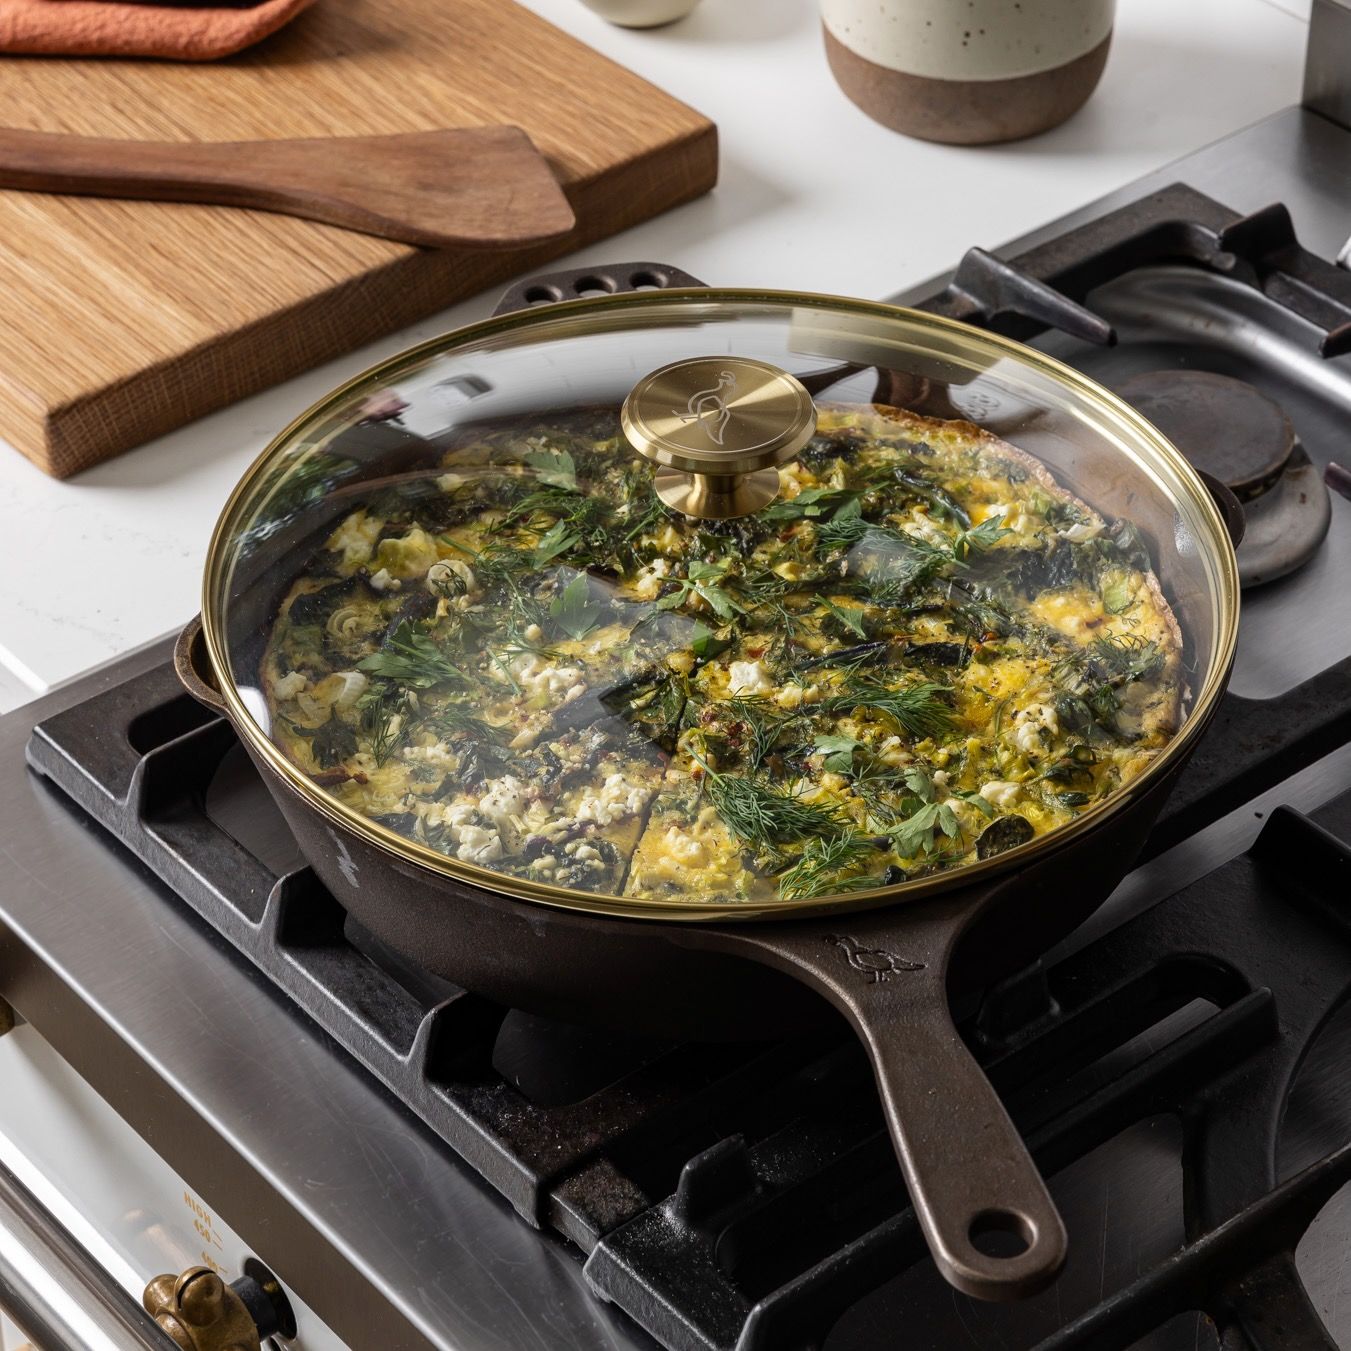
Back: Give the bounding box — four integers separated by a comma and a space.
0, 0, 1311, 711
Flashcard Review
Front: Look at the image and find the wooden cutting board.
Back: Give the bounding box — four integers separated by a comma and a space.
0, 0, 717, 478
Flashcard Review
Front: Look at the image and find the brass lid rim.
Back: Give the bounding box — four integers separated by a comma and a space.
199, 285, 1241, 925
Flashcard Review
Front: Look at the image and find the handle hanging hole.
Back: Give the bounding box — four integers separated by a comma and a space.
573, 274, 618, 297
522, 284, 564, 305
968, 1208, 1035, 1259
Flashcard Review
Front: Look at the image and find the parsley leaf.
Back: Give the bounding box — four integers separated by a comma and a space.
690, 622, 731, 660
814, 733, 864, 773
357, 622, 469, 689
761, 486, 861, 522
655, 560, 745, 622
550, 574, 606, 640
820, 597, 868, 638
522, 447, 578, 491
887, 800, 962, 858
951, 513, 1012, 563
951, 788, 996, 817
531, 519, 578, 569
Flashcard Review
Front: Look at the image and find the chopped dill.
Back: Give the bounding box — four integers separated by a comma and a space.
777, 832, 881, 901
720, 696, 806, 771
822, 677, 955, 741
698, 762, 840, 848
356, 684, 415, 766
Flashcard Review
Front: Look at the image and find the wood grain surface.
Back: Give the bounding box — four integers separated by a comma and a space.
0, 0, 718, 478
0, 125, 577, 250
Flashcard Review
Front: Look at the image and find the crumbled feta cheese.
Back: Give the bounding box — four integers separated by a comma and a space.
523, 623, 543, 643
369, 568, 400, 592
980, 780, 1022, 809
403, 740, 456, 769
513, 653, 585, 699
440, 803, 479, 829
651, 523, 683, 554
273, 671, 308, 700
574, 773, 651, 826
457, 824, 503, 864
661, 825, 707, 866
426, 801, 503, 864
632, 557, 672, 600
480, 776, 528, 827
877, 734, 914, 767
1011, 703, 1059, 755
727, 659, 772, 696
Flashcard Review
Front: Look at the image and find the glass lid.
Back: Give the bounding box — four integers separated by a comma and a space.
204, 292, 1237, 917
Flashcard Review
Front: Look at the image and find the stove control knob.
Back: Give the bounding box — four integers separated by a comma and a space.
143, 1263, 293, 1351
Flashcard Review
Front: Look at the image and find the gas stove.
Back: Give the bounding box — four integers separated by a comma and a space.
3, 103, 1351, 1351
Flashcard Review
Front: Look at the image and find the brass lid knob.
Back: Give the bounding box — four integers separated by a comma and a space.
621, 355, 817, 519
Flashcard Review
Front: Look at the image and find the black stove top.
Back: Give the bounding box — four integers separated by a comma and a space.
3, 108, 1351, 1351
15, 171, 1351, 1351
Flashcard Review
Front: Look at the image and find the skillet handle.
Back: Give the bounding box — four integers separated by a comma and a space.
705, 901, 1066, 1302
492, 262, 707, 317
174, 615, 228, 715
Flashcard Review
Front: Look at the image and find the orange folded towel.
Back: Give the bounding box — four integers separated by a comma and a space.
0, 0, 316, 60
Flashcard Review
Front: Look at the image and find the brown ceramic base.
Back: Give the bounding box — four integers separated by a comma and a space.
823, 25, 1112, 145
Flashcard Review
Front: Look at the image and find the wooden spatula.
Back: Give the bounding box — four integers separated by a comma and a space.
0, 125, 575, 249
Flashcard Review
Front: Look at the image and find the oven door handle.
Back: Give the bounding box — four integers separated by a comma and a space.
0, 1156, 170, 1351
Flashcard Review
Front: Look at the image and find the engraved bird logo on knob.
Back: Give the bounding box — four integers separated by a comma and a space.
826, 934, 925, 983
673, 369, 737, 445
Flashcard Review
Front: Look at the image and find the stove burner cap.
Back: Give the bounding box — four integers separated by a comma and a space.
1117, 369, 1332, 589
1117, 370, 1291, 500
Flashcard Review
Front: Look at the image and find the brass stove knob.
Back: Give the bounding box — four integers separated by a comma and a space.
622, 355, 817, 519
143, 1263, 294, 1351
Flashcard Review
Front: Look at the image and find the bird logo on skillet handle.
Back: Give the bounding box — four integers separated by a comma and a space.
826, 934, 925, 983
672, 369, 737, 445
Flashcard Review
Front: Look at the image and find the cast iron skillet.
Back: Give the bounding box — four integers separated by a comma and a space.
176, 266, 1243, 1304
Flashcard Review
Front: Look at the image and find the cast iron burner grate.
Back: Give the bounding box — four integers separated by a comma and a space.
23, 185, 1351, 1349
24, 652, 1351, 1351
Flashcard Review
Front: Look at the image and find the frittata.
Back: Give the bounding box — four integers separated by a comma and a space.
261, 403, 1184, 905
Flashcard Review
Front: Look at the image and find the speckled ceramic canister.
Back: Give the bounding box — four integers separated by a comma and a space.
822, 0, 1114, 144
